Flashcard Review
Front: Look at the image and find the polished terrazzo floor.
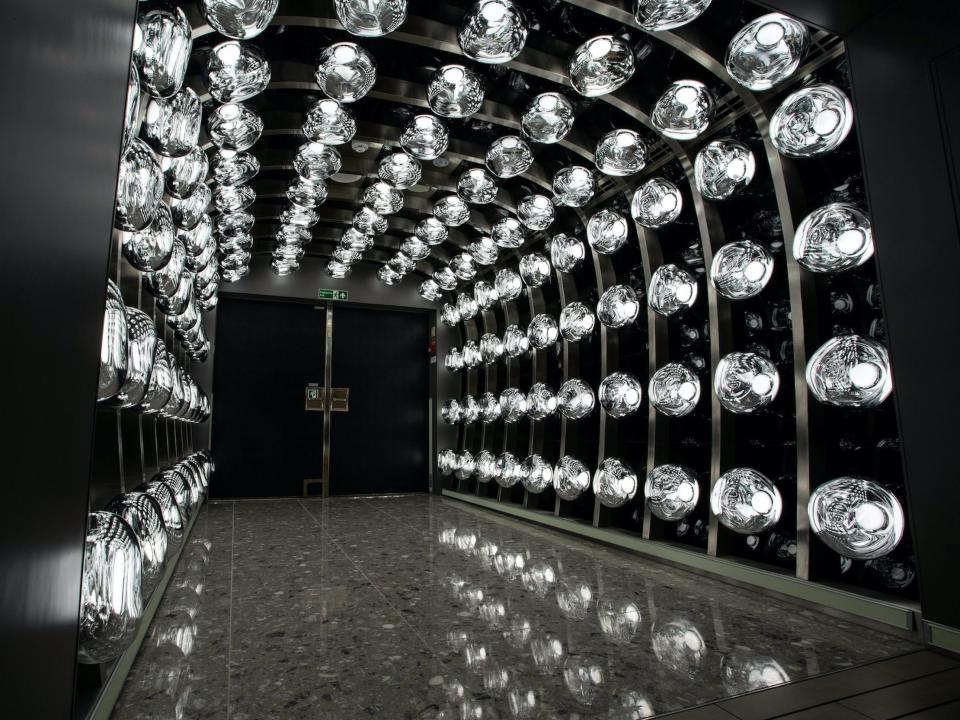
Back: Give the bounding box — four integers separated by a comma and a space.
112, 495, 919, 719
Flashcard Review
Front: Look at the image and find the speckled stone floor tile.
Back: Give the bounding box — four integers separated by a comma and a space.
112, 495, 920, 720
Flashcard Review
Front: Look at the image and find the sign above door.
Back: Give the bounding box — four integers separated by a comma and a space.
318, 289, 348, 301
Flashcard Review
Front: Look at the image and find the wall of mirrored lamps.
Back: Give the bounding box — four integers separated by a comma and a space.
373, 0, 915, 605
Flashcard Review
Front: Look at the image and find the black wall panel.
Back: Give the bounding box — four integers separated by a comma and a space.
0, 0, 137, 715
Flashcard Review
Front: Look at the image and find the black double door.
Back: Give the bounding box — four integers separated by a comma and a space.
211, 297, 429, 497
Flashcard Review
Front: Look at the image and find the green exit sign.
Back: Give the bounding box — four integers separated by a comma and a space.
318, 289, 348, 301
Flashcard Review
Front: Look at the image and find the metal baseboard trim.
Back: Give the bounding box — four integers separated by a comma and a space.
924, 621, 960, 655
87, 500, 205, 720
442, 489, 919, 632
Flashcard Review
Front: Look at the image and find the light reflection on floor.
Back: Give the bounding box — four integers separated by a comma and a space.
111, 495, 917, 719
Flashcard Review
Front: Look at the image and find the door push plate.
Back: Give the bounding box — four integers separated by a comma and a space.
329, 387, 349, 412
304, 386, 349, 412
305, 386, 324, 411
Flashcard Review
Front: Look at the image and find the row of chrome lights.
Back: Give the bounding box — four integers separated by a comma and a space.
99, 279, 209, 422
78, 451, 214, 665
438, 449, 904, 560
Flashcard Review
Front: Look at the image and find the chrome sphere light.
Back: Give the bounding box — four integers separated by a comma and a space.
205, 41, 271, 102
434, 266, 458, 291
435, 195, 471, 226
353, 205, 387, 235
115, 139, 163, 232
335, 0, 407, 37
771, 84, 853, 157
458, 167, 499, 204
363, 182, 404, 215
475, 450, 499, 483
521, 455, 554, 493
711, 468, 783, 534
462, 340, 483, 369
806, 335, 893, 408
340, 227, 372, 251
587, 209, 629, 255
474, 281, 499, 309
721, 650, 791, 694
122, 202, 175, 272
518, 194, 556, 231
599, 372, 643, 418
652, 80, 714, 140
78, 512, 143, 664
597, 284, 640, 328
144, 240, 185, 299
142, 88, 202, 158
631, 177, 683, 228
715, 351, 780, 413
112, 308, 157, 409
649, 363, 700, 417
519, 253, 551, 287
711, 241, 773, 300
136, 479, 184, 547
99, 281, 128, 402
725, 13, 810, 92
294, 142, 342, 181
207, 102, 263, 151
499, 387, 528, 423
401, 114, 449, 160
492, 217, 526, 249
379, 152, 422, 189
442, 398, 463, 425
527, 313, 559, 349
303, 99, 357, 145
141, 341, 172, 413
569, 36, 635, 97
315, 42, 376, 102
554, 456, 591, 500
560, 302, 596, 341
458, 0, 528, 64
444, 347, 463, 372
200, 0, 278, 40
495, 268, 523, 301
645, 464, 700, 521
634, 0, 713, 31
550, 234, 586, 272
456, 451, 476, 480
438, 449, 459, 476
136, 7, 192, 99
649, 263, 698, 316
521, 92, 574, 144
595, 129, 647, 176
105, 492, 168, 594
553, 166, 597, 207
449, 252, 478, 281
479, 391, 502, 422
211, 149, 260, 186
808, 477, 905, 559
428, 65, 485, 118
486, 135, 534, 179
496, 452, 522, 488
287, 177, 328, 208
480, 333, 504, 364
171, 184, 211, 231
461, 394, 480, 423
400, 236, 429, 261
558, 378, 595, 419
416, 217, 448, 245
593, 458, 638, 508
793, 203, 874, 273
503, 324, 530, 358
526, 383, 558, 420
377, 265, 402, 285
160, 146, 208, 200
122, 62, 141, 151
695, 140, 756, 200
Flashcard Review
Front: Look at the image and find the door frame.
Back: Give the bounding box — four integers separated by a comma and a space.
217, 291, 438, 497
